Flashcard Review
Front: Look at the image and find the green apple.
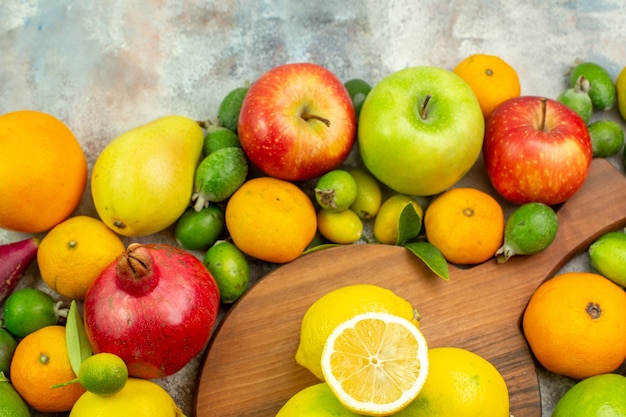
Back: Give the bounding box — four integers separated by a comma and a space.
358, 66, 484, 196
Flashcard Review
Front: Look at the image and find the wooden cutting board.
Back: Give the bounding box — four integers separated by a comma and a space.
195, 158, 626, 417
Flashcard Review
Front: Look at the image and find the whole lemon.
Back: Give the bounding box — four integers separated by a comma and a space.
295, 284, 418, 381
70, 378, 184, 417
395, 347, 509, 417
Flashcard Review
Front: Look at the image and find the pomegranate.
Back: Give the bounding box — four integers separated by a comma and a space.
83, 243, 220, 378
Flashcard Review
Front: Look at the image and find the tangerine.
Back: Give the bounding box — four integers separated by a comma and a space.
424, 187, 504, 265
10, 325, 85, 412
522, 272, 626, 379
37, 215, 125, 300
225, 177, 317, 263
0, 110, 87, 233
453, 54, 521, 118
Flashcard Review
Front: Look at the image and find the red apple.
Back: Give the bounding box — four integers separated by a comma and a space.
483, 96, 592, 206
238, 63, 356, 181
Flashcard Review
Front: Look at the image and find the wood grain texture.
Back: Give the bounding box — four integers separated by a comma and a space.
195, 158, 626, 417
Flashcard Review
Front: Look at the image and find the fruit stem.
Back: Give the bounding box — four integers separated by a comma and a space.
301, 113, 331, 127
540, 98, 547, 131
419, 95, 432, 120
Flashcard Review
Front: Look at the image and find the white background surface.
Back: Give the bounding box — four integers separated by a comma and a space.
2, 1, 626, 416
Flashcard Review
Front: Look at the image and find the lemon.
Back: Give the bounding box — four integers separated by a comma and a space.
317, 209, 363, 244
553, 373, 626, 417
69, 378, 185, 417
395, 347, 509, 417
276, 383, 361, 417
589, 230, 626, 287
588, 119, 625, 158
202, 125, 240, 156
373, 194, 423, 245
217, 85, 249, 133
315, 169, 358, 211
557, 75, 593, 124
78, 353, 128, 396
349, 168, 382, 220
569, 62, 616, 111
617, 66, 626, 121
495, 202, 558, 263
191, 147, 248, 211
203, 240, 250, 304
0, 372, 30, 417
295, 284, 419, 381
321, 312, 429, 416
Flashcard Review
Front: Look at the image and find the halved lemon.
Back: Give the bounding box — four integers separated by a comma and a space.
320, 312, 429, 416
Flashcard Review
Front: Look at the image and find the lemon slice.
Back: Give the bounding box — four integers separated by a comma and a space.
320, 312, 429, 416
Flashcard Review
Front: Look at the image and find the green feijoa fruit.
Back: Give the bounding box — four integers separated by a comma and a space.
192, 147, 248, 211
588, 119, 625, 158
217, 86, 249, 133
203, 241, 250, 304
202, 125, 241, 156
495, 202, 558, 264
349, 168, 382, 220
175, 205, 225, 250
557, 76, 593, 124
0, 329, 17, 375
314, 170, 358, 211
589, 231, 626, 287
344, 78, 372, 118
0, 373, 30, 417
569, 62, 616, 111
317, 209, 363, 245
3, 288, 60, 338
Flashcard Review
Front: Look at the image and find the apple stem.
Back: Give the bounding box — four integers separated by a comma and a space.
419, 95, 432, 120
301, 113, 331, 127
540, 98, 547, 131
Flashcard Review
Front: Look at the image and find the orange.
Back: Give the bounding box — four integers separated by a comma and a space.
10, 325, 85, 412
37, 216, 125, 300
225, 177, 317, 263
453, 54, 521, 118
424, 187, 504, 265
522, 272, 626, 380
0, 110, 88, 233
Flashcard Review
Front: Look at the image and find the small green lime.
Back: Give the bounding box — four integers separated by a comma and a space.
175, 205, 225, 250
588, 119, 624, 158
349, 168, 382, 220
276, 382, 361, 417
557, 76, 592, 124
78, 352, 128, 396
217, 86, 249, 133
317, 209, 363, 245
553, 373, 626, 417
315, 170, 358, 211
0, 372, 30, 417
3, 288, 60, 338
589, 230, 626, 287
202, 125, 241, 156
344, 79, 372, 118
0, 330, 17, 375
495, 202, 558, 263
569, 62, 616, 111
203, 241, 250, 304
192, 147, 249, 210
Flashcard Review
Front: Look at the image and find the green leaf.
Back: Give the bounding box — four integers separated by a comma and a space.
396, 203, 422, 245
301, 243, 342, 256
404, 241, 449, 280
65, 300, 92, 375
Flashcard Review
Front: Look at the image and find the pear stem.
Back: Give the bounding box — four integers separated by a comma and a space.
419, 95, 432, 120
301, 113, 330, 127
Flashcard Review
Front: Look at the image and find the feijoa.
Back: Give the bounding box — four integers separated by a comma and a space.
495, 202, 558, 263
203, 241, 250, 304
192, 147, 248, 211
569, 62, 616, 111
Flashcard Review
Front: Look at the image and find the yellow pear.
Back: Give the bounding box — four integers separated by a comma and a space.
91, 115, 204, 236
